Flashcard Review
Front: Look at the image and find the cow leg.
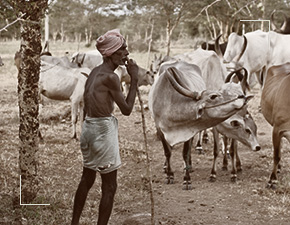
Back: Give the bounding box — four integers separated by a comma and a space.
79, 102, 84, 131
222, 136, 229, 171
195, 131, 204, 154
230, 139, 238, 182
182, 138, 193, 190
277, 163, 281, 174
182, 140, 192, 190
268, 127, 282, 189
209, 127, 219, 182
183, 138, 193, 173
235, 145, 242, 173
71, 101, 78, 139
202, 129, 209, 144
157, 129, 174, 184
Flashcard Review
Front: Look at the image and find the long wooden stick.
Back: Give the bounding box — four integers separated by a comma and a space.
136, 87, 155, 225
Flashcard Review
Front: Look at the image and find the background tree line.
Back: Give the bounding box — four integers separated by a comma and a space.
1, 0, 290, 50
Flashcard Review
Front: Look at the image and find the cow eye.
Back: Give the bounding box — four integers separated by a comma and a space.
245, 128, 251, 135
210, 94, 218, 100
230, 120, 240, 128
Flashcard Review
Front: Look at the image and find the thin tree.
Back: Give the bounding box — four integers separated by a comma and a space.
7, 0, 48, 203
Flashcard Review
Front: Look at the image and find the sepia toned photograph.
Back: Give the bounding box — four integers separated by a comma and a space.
0, 0, 290, 224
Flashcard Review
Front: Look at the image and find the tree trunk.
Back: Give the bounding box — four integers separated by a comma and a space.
61, 23, 65, 42
146, 20, 154, 69
52, 31, 58, 43
166, 19, 171, 56
16, 0, 48, 203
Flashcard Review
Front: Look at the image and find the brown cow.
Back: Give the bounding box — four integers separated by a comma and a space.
260, 62, 290, 189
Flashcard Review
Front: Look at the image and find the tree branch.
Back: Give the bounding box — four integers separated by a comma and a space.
232, 0, 257, 17
192, 0, 222, 21
0, 13, 26, 33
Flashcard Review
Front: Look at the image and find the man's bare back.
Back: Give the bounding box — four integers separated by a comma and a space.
83, 42, 139, 118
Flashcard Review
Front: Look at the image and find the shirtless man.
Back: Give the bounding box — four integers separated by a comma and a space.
71, 29, 139, 225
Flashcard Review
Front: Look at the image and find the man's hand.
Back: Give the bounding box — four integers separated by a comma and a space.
125, 58, 139, 83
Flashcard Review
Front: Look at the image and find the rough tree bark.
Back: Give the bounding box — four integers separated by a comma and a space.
12, 0, 48, 203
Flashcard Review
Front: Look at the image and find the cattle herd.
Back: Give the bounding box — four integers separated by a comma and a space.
148, 11, 290, 190
7, 11, 290, 191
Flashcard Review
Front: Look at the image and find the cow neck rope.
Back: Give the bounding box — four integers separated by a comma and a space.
203, 96, 244, 109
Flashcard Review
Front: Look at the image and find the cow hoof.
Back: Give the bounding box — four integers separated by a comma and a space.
182, 181, 192, 190
266, 181, 277, 190
231, 176, 237, 183
237, 168, 243, 173
209, 176, 216, 182
165, 176, 174, 184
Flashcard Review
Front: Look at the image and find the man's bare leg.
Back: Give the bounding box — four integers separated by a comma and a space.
97, 170, 117, 225
71, 167, 96, 225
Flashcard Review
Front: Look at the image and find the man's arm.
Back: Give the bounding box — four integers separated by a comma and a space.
107, 59, 139, 115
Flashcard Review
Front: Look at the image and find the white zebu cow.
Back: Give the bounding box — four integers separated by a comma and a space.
148, 60, 251, 189
115, 66, 154, 93
71, 50, 103, 69
174, 49, 260, 181
71, 50, 154, 92
41, 55, 79, 68
14, 52, 91, 139
222, 30, 290, 87
40, 62, 91, 138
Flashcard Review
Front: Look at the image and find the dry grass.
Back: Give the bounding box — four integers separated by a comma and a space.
1, 39, 290, 225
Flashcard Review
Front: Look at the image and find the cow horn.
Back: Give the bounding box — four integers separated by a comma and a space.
225, 67, 249, 94
166, 67, 200, 100
81, 72, 89, 78
270, 10, 278, 31
79, 53, 86, 67
225, 68, 243, 83
236, 35, 247, 62
241, 68, 250, 93
215, 34, 223, 58
280, 12, 288, 32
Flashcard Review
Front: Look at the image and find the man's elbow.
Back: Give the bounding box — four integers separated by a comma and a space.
122, 110, 132, 116
121, 108, 133, 116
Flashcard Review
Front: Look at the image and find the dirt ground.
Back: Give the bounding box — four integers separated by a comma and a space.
0, 52, 290, 225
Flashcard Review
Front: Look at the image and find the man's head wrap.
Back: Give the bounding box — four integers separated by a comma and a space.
96, 29, 125, 57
